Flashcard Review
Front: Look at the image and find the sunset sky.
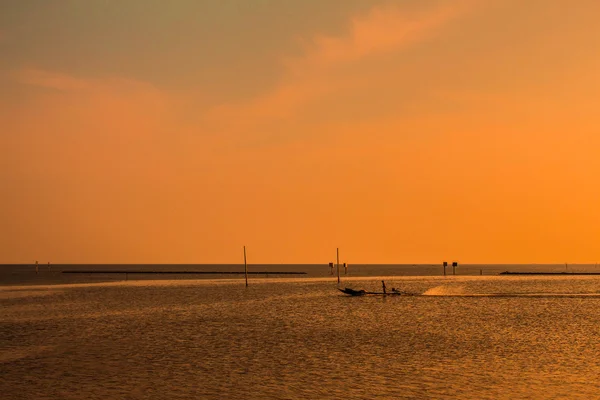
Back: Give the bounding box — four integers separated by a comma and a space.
1, 0, 599, 264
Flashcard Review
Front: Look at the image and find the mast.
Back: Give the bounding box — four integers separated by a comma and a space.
244, 246, 248, 287
336, 248, 340, 284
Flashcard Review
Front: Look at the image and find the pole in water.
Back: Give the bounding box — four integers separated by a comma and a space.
443, 261, 447, 276
244, 246, 248, 287
480, 269, 483, 276
35, 260, 38, 275
452, 261, 458, 275
336, 248, 340, 284
344, 263, 347, 275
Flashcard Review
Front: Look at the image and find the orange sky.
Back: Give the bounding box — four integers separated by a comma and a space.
1, 0, 599, 264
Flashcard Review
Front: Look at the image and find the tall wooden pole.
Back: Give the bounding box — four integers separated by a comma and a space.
244, 246, 248, 287
336, 248, 340, 284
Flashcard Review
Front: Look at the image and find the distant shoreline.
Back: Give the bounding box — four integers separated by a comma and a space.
62, 270, 306, 275
500, 271, 600, 275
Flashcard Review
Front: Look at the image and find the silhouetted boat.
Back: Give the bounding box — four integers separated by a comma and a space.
338, 287, 410, 296
339, 288, 368, 296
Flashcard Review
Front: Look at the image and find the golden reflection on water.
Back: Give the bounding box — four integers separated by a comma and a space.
2, 276, 600, 399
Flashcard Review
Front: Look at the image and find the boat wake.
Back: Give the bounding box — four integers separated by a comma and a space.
422, 285, 468, 296
422, 288, 600, 298
465, 293, 600, 298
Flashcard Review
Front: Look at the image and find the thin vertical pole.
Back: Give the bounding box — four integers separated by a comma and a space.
244, 246, 248, 287
336, 248, 340, 284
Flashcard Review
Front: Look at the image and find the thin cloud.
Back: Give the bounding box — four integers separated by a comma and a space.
284, 2, 469, 75
206, 1, 474, 133
12, 68, 164, 96
14, 68, 91, 91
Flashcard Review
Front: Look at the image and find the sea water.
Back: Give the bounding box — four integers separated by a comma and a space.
2, 265, 600, 399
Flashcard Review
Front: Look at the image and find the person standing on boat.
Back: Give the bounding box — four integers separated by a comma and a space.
381, 280, 386, 294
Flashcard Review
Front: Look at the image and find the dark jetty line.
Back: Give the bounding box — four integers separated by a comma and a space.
500, 271, 600, 275
62, 270, 306, 275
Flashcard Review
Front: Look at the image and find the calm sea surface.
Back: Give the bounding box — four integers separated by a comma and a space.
2, 264, 600, 399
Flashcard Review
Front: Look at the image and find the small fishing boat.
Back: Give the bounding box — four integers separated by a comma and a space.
338, 287, 407, 296
339, 288, 368, 296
